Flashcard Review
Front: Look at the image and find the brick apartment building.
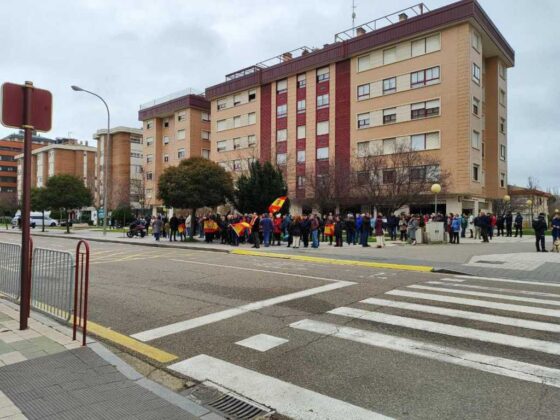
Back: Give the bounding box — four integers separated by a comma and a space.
93, 127, 143, 211
138, 89, 211, 212
203, 0, 513, 215
15, 139, 97, 201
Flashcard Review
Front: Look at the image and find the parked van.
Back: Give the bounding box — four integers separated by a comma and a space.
11, 211, 57, 228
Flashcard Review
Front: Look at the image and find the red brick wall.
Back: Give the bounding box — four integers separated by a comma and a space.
335, 59, 351, 184
260, 84, 272, 162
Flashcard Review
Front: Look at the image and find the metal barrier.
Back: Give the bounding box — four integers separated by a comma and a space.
0, 242, 21, 300
73, 240, 90, 346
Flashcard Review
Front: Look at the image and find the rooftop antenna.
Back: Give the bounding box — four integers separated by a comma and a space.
352, 0, 357, 36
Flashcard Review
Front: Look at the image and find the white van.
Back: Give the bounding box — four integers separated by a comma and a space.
11, 211, 57, 228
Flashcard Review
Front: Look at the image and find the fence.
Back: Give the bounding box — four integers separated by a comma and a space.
0, 242, 21, 300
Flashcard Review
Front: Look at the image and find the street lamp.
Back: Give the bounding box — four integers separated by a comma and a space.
503, 194, 511, 216
71, 85, 110, 236
431, 183, 441, 215
526, 199, 533, 223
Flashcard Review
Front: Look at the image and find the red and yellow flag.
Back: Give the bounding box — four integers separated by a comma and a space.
203, 220, 219, 233
268, 196, 287, 214
231, 222, 252, 236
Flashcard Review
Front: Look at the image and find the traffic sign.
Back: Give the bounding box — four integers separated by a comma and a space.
1, 82, 52, 131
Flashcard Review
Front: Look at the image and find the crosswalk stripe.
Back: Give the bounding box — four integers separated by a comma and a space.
439, 278, 465, 283
409, 284, 560, 307
361, 298, 560, 333
290, 319, 560, 388
427, 281, 560, 299
169, 354, 391, 420
386, 290, 560, 318
328, 307, 560, 356
452, 275, 560, 288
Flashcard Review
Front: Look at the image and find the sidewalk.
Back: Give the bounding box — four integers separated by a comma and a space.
0, 299, 221, 420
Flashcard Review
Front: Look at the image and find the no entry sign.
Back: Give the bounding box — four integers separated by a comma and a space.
1, 82, 52, 131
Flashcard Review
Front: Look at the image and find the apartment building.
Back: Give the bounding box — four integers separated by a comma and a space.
93, 127, 143, 211
138, 89, 211, 213
15, 139, 97, 201
205, 0, 514, 215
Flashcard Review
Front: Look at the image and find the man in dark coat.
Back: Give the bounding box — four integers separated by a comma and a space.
533, 213, 548, 252
169, 214, 179, 242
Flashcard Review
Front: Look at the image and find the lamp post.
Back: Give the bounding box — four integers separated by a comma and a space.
431, 183, 441, 215
503, 194, 511, 216
526, 199, 533, 224
71, 86, 110, 236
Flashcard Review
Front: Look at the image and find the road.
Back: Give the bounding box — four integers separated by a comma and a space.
1, 232, 560, 419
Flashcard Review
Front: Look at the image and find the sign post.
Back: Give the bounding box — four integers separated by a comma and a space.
1, 81, 52, 330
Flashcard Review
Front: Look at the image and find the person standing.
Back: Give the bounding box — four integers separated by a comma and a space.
310, 215, 320, 248
374, 214, 385, 248
324, 215, 335, 246
273, 214, 282, 246
387, 214, 398, 241
169, 214, 179, 242
451, 215, 461, 244
496, 214, 505, 237
144, 215, 151, 235
460, 214, 468, 238
152, 216, 163, 241
552, 212, 560, 246
345, 214, 356, 245
250, 212, 261, 248
399, 215, 408, 242
479, 211, 490, 243
514, 212, 523, 237
468, 213, 475, 238
360, 213, 371, 247
407, 215, 418, 245
533, 213, 548, 252
290, 216, 302, 249
261, 213, 273, 247
334, 215, 344, 247
488, 213, 496, 240
301, 215, 311, 248
505, 212, 513, 237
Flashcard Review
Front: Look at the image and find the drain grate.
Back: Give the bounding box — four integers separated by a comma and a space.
208, 393, 272, 419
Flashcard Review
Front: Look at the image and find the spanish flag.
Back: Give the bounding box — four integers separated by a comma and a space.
268, 196, 287, 214
231, 222, 252, 236
203, 220, 219, 233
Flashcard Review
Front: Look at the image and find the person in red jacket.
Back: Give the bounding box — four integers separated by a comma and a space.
489, 213, 497, 240
273, 214, 282, 246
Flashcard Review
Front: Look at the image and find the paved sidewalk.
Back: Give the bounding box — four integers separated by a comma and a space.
0, 300, 221, 420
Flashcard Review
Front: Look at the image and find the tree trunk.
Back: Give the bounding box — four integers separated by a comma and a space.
190, 208, 197, 239
66, 211, 70, 234
42, 210, 45, 232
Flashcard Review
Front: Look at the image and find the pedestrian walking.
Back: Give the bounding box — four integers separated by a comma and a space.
533, 213, 548, 252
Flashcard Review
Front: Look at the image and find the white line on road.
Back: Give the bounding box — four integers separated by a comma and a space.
408, 284, 560, 307
361, 298, 560, 333
132, 280, 355, 342
328, 306, 560, 355
169, 354, 391, 420
428, 281, 560, 299
453, 275, 560, 288
386, 290, 560, 318
290, 319, 560, 388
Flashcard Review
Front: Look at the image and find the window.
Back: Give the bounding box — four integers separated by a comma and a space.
163, 136, 169, 144
130, 137, 142, 144
471, 130, 480, 149
411, 38, 426, 57
178, 148, 186, 159
383, 108, 396, 124
233, 116, 241, 128
201, 112, 210, 122
472, 31, 481, 51
500, 118, 506, 134
217, 99, 227, 110
276, 129, 287, 142
276, 153, 287, 165
217, 140, 227, 152
297, 74, 306, 88
248, 89, 256, 102
500, 173, 506, 188
233, 138, 242, 149
202, 131, 210, 141
383, 138, 396, 155
217, 119, 227, 131
248, 135, 256, 147
472, 63, 481, 84
316, 67, 329, 82
202, 149, 210, 159
297, 175, 306, 188
411, 132, 440, 151
411, 99, 440, 119
316, 121, 329, 135
146, 120, 153, 129
500, 144, 506, 160
248, 112, 256, 124
499, 63, 506, 80
233, 160, 242, 171
410, 167, 426, 182
316, 147, 329, 160
472, 164, 480, 181
357, 113, 370, 129
472, 97, 480, 116
357, 84, 370, 100
276, 79, 288, 94
177, 112, 186, 122
297, 125, 306, 139
411, 66, 440, 88
176, 129, 185, 140
146, 172, 153, 181
146, 154, 153, 163
383, 77, 396, 94
163, 154, 169, 162
358, 55, 370, 72
297, 150, 306, 163
233, 94, 242, 106
317, 94, 329, 108
277, 104, 287, 118
163, 118, 169, 128
383, 170, 396, 184
297, 99, 306, 113
383, 47, 396, 64
146, 137, 153, 146
499, 89, 506, 106
357, 142, 370, 157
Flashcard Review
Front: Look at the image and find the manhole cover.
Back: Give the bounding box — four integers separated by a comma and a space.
476, 260, 505, 265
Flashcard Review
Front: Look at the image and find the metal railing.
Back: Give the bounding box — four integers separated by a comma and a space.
0, 242, 22, 300
73, 240, 91, 346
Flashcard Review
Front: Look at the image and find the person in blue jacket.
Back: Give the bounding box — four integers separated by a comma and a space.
451, 215, 461, 244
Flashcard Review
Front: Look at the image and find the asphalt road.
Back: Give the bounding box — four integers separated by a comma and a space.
2, 232, 560, 419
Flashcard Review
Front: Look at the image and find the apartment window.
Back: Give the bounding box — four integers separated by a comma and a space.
146, 137, 153, 146
471, 130, 481, 149
276, 153, 287, 166
383, 170, 396, 184
217, 119, 227, 131
473, 164, 480, 181
276, 129, 287, 142
411, 132, 440, 151
233, 137, 242, 150
146, 172, 153, 181
202, 131, 210, 140
248, 89, 256, 102
472, 31, 481, 51
473, 97, 480, 116
146, 154, 153, 163
217, 99, 227, 110
499, 63, 506, 80
383, 77, 397, 94
500, 144, 506, 160
233, 116, 241, 128
383, 47, 396, 65
500, 118, 506, 134
201, 112, 210, 122
202, 149, 210, 159
383, 138, 396, 155
383, 108, 396, 124
163, 118, 170, 128
316, 67, 329, 82
177, 112, 186, 122
316, 121, 329, 135
130, 137, 142, 144
297, 74, 306, 88
248, 135, 256, 147
233, 94, 242, 106
357, 113, 370, 129
163, 154, 169, 162
176, 129, 186, 140
357, 142, 370, 157
357, 84, 370, 100
233, 160, 242, 171
316, 147, 329, 160
297, 175, 306, 188
297, 99, 306, 113
178, 148, 186, 159
146, 120, 153, 129
411, 99, 440, 119
472, 63, 481, 84
296, 150, 306, 163
499, 89, 506, 106
297, 125, 306, 139
411, 66, 440, 88
163, 136, 169, 144
277, 104, 287, 118
217, 140, 227, 152
276, 79, 288, 94
410, 167, 426, 182
248, 112, 256, 124
317, 94, 329, 109
500, 173, 506, 188
411, 38, 426, 57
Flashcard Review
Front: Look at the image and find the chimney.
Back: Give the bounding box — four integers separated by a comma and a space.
356, 27, 366, 37
399, 13, 408, 21
302, 49, 310, 56
282, 52, 292, 62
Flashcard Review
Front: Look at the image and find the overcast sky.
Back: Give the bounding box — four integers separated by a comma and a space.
1, 0, 557, 190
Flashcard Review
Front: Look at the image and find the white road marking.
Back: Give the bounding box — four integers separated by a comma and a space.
235, 334, 289, 352
169, 354, 391, 420
427, 281, 560, 299
290, 319, 560, 388
329, 307, 560, 356
386, 290, 560, 318
453, 275, 560, 288
437, 278, 465, 283
132, 281, 355, 342
361, 298, 560, 333
408, 284, 560, 307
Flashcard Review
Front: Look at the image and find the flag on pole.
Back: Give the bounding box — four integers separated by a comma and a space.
231, 222, 252, 236
203, 219, 219, 234
268, 196, 287, 214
